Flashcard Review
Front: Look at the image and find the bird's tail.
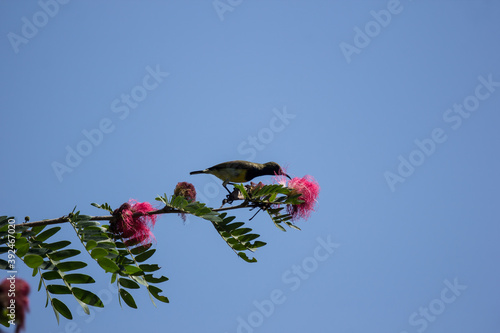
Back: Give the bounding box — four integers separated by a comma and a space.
190, 170, 206, 175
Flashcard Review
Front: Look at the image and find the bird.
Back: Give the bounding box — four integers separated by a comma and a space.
190, 160, 291, 193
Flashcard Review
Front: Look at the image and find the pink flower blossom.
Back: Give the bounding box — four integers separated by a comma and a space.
111, 200, 157, 245
174, 182, 197, 222
286, 175, 320, 220
174, 182, 197, 202
0, 278, 30, 332
273, 165, 290, 185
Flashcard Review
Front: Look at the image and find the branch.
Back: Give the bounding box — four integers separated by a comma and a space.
17, 200, 254, 228
17, 215, 111, 228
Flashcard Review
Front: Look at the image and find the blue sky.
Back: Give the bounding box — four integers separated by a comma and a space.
1, 1, 500, 332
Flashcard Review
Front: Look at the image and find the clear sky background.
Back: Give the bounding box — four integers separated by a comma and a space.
1, 1, 500, 332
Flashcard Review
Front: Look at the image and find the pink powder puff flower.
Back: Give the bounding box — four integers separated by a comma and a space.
0, 278, 30, 333
110, 200, 157, 245
174, 182, 197, 202
273, 165, 290, 186
286, 175, 320, 221
174, 182, 197, 222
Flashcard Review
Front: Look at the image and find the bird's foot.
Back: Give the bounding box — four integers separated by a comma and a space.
220, 187, 244, 208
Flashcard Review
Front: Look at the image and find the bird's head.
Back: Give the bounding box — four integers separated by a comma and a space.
264, 162, 291, 179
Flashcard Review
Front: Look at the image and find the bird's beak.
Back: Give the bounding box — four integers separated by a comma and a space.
285, 174, 291, 180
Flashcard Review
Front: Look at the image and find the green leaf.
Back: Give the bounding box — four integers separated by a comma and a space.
16, 234, 28, 247
232, 227, 252, 236
91, 202, 113, 213
273, 221, 286, 232
95, 240, 116, 249
286, 223, 301, 231
75, 299, 90, 315
225, 222, 245, 231
43, 240, 71, 251
139, 264, 160, 272
238, 234, 260, 243
0, 216, 9, 229
194, 207, 211, 216
47, 284, 72, 294
97, 257, 119, 273
129, 275, 147, 286
50, 249, 81, 261
52, 298, 73, 320
233, 183, 248, 198
26, 247, 50, 256
90, 248, 108, 259
148, 285, 169, 303
228, 243, 247, 251
56, 261, 87, 272
115, 241, 126, 249
118, 257, 134, 265
171, 195, 188, 209
42, 271, 62, 280
19, 229, 35, 239
34, 226, 61, 242
199, 210, 221, 221
134, 249, 156, 262
220, 214, 235, 222
64, 274, 95, 284
72, 287, 104, 307
144, 274, 169, 284
249, 241, 267, 249
82, 235, 109, 242
79, 228, 106, 236
123, 238, 141, 247
0, 316, 9, 328
31, 225, 46, 235
75, 214, 92, 221
51, 303, 60, 323
76, 221, 101, 228
0, 258, 9, 270
119, 289, 137, 308
119, 278, 140, 289
24, 254, 44, 268
123, 265, 142, 275
82, 225, 107, 232
85, 240, 97, 251
158, 193, 170, 203
238, 252, 257, 263
40, 261, 56, 270
16, 236, 30, 253
38, 276, 43, 291
130, 243, 152, 255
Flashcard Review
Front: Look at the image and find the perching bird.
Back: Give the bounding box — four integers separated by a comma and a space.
190, 160, 291, 193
